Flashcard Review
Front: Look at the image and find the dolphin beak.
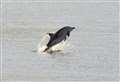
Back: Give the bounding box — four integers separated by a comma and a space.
72, 27, 75, 29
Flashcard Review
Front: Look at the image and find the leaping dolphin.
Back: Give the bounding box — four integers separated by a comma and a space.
44, 26, 75, 52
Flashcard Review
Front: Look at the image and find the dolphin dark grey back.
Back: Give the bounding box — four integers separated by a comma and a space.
43, 26, 75, 52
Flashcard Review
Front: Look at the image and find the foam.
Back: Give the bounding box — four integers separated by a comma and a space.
37, 34, 70, 54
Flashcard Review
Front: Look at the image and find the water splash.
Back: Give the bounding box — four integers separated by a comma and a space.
37, 34, 70, 54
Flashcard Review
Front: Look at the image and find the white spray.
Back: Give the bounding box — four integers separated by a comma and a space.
37, 34, 70, 54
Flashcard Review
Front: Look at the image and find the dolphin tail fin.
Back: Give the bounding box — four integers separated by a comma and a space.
43, 47, 50, 52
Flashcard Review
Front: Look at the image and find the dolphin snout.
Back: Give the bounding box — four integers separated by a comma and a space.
72, 27, 75, 29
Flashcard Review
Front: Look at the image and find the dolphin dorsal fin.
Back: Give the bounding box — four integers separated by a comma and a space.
48, 33, 54, 39
67, 32, 70, 37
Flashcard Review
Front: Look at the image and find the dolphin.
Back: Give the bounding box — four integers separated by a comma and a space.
44, 26, 75, 52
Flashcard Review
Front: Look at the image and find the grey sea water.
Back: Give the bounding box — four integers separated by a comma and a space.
1, 1, 119, 81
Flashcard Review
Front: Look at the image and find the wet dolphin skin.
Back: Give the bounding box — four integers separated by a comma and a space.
44, 26, 75, 52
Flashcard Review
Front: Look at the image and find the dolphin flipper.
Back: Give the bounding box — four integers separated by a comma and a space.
64, 37, 67, 41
